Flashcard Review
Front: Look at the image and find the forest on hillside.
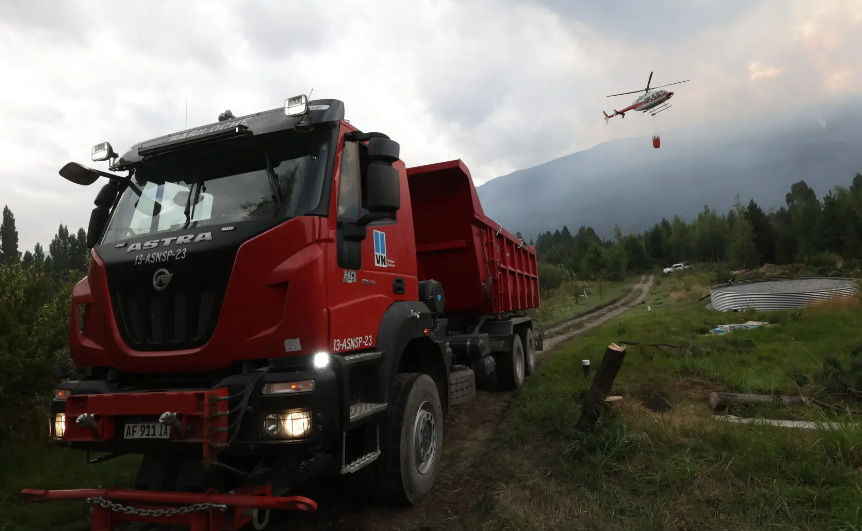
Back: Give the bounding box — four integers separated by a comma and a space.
535, 173, 862, 290
2, 171, 862, 435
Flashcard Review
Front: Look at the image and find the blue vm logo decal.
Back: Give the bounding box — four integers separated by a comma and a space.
373, 230, 387, 268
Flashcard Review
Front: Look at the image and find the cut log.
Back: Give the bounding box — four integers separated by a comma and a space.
575, 343, 627, 431
709, 392, 808, 410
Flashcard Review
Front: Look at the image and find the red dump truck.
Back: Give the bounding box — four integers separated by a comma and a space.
24, 96, 540, 530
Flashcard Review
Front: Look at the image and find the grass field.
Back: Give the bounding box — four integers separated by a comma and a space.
416, 271, 862, 531
533, 277, 641, 330
0, 442, 140, 531
4, 271, 861, 530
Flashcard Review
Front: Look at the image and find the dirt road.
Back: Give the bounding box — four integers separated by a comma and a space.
279, 275, 654, 531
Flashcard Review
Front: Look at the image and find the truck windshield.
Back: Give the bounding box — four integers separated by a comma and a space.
102, 127, 333, 245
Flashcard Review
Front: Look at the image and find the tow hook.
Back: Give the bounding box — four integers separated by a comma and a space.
75, 413, 99, 432
159, 411, 182, 429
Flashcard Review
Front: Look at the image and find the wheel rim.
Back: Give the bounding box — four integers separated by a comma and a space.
412, 400, 437, 475
514, 344, 524, 383
526, 338, 536, 373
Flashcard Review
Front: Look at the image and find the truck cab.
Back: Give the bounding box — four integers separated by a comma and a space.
47, 96, 539, 520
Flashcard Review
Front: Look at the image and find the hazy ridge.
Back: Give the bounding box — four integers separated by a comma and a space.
477, 95, 862, 240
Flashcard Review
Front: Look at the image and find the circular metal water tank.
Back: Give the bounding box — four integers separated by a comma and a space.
709, 277, 859, 312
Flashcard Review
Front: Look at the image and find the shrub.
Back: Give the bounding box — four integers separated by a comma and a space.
538, 262, 573, 291
808, 252, 843, 269
0, 265, 77, 443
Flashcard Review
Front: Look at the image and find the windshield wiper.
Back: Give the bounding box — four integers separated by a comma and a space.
183, 179, 203, 230
264, 152, 281, 206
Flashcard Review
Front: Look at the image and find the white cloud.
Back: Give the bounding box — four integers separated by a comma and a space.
0, 0, 860, 252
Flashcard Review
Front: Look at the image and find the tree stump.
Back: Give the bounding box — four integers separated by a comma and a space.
575, 343, 627, 431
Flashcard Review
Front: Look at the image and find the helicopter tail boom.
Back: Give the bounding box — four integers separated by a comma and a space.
603, 110, 625, 123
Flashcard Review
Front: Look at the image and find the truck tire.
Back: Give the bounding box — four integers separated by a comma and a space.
380, 373, 443, 505
449, 366, 476, 406
495, 334, 525, 391
524, 328, 536, 376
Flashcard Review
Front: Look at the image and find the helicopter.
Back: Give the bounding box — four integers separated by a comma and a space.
603, 72, 689, 123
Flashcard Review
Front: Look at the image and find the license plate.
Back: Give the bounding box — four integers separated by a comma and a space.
124, 422, 171, 440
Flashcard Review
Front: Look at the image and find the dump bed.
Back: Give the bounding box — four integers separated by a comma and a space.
407, 160, 540, 316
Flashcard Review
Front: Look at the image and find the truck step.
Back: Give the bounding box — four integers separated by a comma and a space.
343, 351, 383, 365
349, 402, 387, 422
339, 450, 382, 474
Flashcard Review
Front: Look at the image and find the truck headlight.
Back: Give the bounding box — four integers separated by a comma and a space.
283, 411, 311, 437
262, 409, 312, 438
52, 413, 66, 440
264, 414, 280, 435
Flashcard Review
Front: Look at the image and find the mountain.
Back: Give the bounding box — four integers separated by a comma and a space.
477, 95, 862, 241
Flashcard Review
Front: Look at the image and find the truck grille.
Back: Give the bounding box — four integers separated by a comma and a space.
112, 286, 224, 351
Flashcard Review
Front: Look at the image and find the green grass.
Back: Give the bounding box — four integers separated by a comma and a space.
417, 272, 862, 531
533, 277, 641, 329
0, 441, 140, 531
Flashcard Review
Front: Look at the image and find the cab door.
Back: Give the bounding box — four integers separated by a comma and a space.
326, 130, 403, 355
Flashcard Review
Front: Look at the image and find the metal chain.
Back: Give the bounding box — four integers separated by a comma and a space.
86, 497, 228, 517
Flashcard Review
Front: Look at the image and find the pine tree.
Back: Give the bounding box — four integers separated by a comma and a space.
745, 200, 776, 263
1, 205, 20, 265
623, 234, 648, 272
49, 225, 73, 272
819, 190, 844, 255
785, 181, 822, 261
729, 196, 760, 268
606, 225, 628, 280
70, 227, 89, 272
21, 250, 34, 268
33, 243, 45, 272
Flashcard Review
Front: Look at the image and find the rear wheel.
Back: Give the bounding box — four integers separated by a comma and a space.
380, 373, 443, 505
523, 328, 536, 376
495, 335, 525, 391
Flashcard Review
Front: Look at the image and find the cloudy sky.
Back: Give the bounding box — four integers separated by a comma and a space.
1, 0, 860, 252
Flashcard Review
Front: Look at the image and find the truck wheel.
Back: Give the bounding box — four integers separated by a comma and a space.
524, 328, 536, 376
449, 366, 476, 406
495, 334, 525, 391
381, 373, 443, 505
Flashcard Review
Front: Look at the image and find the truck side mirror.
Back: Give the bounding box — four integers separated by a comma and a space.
366, 162, 400, 213
87, 206, 110, 248
95, 182, 119, 208
365, 138, 401, 213
86, 182, 119, 248
340, 222, 367, 242
60, 162, 101, 186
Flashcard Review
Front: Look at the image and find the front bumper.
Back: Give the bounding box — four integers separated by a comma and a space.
49, 363, 346, 458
